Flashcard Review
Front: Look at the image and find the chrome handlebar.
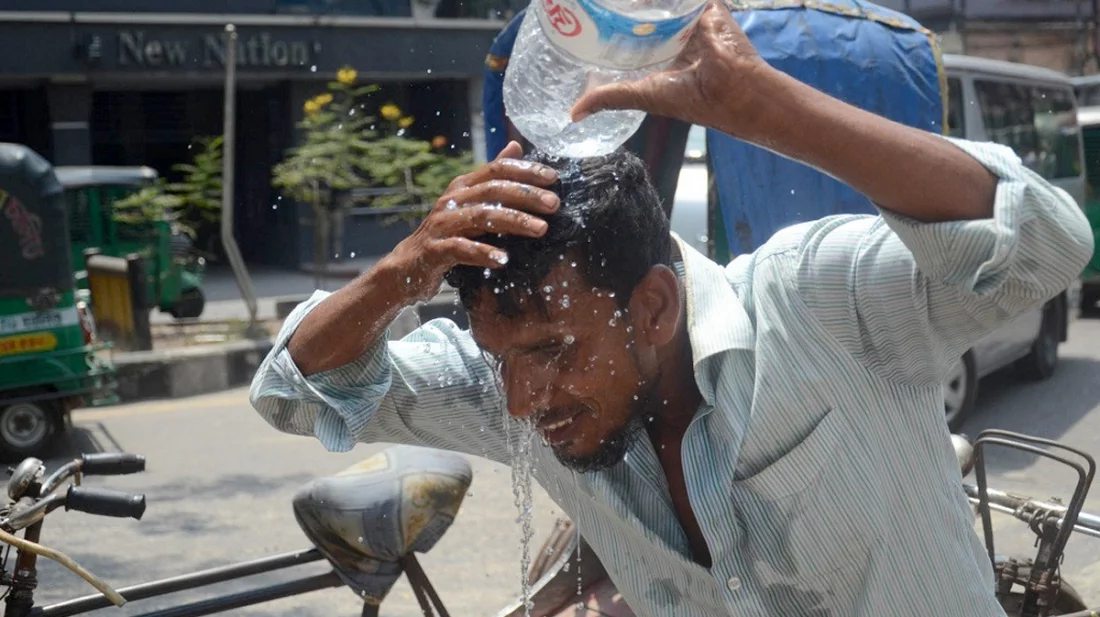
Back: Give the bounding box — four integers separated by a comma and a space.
963, 483, 1100, 540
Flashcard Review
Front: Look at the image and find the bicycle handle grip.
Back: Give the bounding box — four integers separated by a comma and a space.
80, 453, 146, 475
66, 486, 147, 520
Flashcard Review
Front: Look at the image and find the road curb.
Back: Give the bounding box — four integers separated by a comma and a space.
113, 338, 274, 403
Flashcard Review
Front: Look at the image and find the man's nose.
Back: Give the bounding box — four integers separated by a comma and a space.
505, 369, 553, 420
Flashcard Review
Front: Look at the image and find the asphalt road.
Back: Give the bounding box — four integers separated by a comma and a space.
21, 318, 1100, 616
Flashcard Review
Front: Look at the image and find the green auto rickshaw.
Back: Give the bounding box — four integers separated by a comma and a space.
1076, 106, 1100, 315
54, 166, 206, 320
0, 144, 118, 460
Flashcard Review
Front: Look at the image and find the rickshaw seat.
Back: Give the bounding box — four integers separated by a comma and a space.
292, 445, 472, 605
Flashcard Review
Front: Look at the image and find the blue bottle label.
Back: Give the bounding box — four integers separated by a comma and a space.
534, 0, 704, 70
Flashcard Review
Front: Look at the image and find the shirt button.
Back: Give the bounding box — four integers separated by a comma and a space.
727, 576, 741, 591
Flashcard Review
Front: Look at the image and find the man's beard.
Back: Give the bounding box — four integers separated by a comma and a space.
550, 374, 662, 473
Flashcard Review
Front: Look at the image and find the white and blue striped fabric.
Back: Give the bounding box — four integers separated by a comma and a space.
251, 136, 1095, 617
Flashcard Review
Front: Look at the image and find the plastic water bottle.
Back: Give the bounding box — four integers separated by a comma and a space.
502, 0, 707, 158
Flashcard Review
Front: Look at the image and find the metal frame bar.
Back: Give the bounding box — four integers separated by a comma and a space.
972, 429, 1097, 617
34, 549, 327, 617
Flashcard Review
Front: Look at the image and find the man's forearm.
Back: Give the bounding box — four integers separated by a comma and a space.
728, 67, 998, 223
287, 259, 408, 377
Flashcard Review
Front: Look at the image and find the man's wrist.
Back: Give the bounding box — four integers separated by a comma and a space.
721, 67, 810, 147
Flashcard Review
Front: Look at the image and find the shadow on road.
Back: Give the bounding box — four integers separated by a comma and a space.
960, 357, 1100, 472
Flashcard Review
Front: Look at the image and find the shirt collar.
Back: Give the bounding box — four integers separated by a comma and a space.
670, 232, 756, 370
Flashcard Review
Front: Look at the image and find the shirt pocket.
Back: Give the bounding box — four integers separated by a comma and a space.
729, 408, 886, 584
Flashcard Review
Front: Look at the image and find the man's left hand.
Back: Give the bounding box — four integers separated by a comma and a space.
569, 0, 771, 138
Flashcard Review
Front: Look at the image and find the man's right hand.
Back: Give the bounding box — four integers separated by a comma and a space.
383, 140, 561, 304
285, 141, 560, 377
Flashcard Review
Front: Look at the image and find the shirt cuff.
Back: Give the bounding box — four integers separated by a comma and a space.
268, 290, 395, 450
874, 136, 1027, 292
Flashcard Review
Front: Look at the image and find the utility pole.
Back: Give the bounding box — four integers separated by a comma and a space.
221, 24, 262, 335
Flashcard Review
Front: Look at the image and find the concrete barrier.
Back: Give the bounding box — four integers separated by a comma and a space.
113, 339, 273, 403
111, 287, 472, 404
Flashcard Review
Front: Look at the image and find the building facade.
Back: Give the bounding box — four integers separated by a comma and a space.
875, 0, 1097, 74
0, 0, 520, 268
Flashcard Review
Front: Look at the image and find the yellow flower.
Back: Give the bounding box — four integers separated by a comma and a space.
314, 93, 333, 106
336, 67, 357, 85
303, 100, 320, 115
380, 104, 402, 121
398, 116, 414, 129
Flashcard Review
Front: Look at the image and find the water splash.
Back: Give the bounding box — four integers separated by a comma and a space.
504, 410, 537, 617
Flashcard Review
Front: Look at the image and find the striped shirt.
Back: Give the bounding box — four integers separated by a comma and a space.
250, 136, 1095, 617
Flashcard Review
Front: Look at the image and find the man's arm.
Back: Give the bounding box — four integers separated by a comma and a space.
725, 67, 998, 225
752, 136, 1092, 384
250, 290, 509, 457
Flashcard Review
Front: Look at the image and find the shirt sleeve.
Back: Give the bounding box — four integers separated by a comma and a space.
771, 136, 1095, 386
248, 290, 510, 462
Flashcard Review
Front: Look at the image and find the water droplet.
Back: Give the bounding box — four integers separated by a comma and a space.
427, 68, 433, 74
358, 536, 364, 543
467, 490, 474, 497
310, 65, 317, 72
445, 199, 458, 210
560, 295, 571, 308
543, 285, 553, 293
484, 268, 492, 278
563, 334, 575, 345
350, 251, 356, 258
608, 318, 616, 327
406, 276, 412, 284
570, 261, 577, 267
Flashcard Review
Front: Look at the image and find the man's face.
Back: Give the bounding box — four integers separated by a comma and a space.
469, 262, 659, 472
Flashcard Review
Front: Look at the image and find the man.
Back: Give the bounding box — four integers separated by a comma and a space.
250, 2, 1094, 615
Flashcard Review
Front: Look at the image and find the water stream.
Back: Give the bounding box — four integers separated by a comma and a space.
505, 409, 538, 616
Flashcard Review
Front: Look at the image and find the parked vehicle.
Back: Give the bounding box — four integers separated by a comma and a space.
53, 166, 206, 320
1074, 105, 1100, 316
0, 144, 117, 461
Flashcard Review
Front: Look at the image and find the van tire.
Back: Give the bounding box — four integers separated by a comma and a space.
168, 288, 205, 320
944, 351, 977, 431
1017, 301, 1061, 381
1082, 286, 1100, 317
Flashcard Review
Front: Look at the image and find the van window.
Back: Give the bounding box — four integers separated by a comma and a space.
947, 77, 966, 138
974, 80, 1082, 180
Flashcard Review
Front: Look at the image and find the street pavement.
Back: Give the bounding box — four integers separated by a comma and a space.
23, 318, 1100, 615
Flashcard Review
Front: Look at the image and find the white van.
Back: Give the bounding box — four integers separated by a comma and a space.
670, 54, 1085, 430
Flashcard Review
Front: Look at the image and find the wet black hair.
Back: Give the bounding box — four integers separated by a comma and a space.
444, 148, 672, 318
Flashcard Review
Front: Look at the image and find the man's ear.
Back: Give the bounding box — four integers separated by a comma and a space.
628, 265, 680, 347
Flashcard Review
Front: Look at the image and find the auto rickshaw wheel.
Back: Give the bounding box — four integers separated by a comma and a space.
169, 287, 206, 320
0, 397, 63, 460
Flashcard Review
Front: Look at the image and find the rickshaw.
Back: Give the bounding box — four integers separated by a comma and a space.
0, 144, 118, 461
52, 166, 206, 320
1075, 105, 1100, 315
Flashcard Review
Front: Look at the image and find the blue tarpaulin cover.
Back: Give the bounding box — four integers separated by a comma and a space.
482, 0, 946, 258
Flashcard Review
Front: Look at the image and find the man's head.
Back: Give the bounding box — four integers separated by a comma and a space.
444, 149, 683, 472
